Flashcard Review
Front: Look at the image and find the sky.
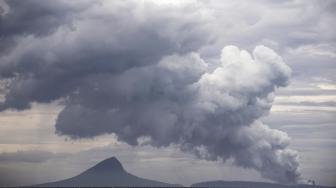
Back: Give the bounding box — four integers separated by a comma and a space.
0, 0, 335, 186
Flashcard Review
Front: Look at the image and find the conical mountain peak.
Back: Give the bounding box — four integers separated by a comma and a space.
90, 156, 125, 172
34, 156, 178, 187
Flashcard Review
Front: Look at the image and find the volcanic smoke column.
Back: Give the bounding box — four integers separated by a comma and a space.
180, 45, 301, 183
54, 46, 301, 183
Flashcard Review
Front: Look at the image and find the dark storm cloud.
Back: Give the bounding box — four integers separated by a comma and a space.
0, 0, 93, 53
0, 0, 302, 184
0, 0, 211, 110
1, 0, 83, 36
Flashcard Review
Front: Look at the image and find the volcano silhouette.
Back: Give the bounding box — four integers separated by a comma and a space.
35, 157, 178, 187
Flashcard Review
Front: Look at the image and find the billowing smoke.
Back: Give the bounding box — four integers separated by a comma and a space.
0, 0, 301, 184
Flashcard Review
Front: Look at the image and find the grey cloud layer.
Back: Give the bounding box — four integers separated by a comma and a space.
0, 0, 303, 184
0, 150, 64, 163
